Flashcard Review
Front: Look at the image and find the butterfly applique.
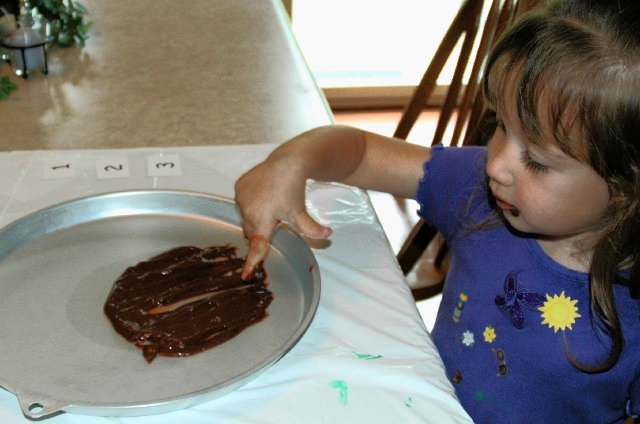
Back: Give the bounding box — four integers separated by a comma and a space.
494, 272, 545, 329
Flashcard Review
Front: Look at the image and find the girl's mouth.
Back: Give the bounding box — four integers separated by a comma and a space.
493, 195, 520, 217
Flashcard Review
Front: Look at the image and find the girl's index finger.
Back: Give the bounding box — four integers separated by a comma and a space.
241, 234, 271, 281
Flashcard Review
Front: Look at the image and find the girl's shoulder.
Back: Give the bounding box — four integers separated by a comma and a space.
417, 145, 490, 237
427, 144, 487, 176
419, 144, 487, 197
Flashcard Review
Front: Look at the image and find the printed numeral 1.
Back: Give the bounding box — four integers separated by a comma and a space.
43, 158, 77, 179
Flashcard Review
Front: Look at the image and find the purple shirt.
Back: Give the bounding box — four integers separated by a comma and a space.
417, 145, 640, 423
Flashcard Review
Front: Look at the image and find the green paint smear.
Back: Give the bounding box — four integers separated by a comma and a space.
352, 350, 383, 360
405, 396, 413, 408
329, 380, 348, 407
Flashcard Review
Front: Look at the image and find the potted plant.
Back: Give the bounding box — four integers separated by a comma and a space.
25, 0, 91, 47
0, 0, 90, 98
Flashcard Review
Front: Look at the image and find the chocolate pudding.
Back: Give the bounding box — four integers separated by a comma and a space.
104, 245, 273, 363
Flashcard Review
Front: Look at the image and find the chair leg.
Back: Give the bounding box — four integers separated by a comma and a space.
397, 219, 439, 275
398, 220, 449, 301
412, 281, 445, 302
433, 237, 449, 269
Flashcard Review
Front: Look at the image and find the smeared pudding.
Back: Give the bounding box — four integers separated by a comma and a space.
104, 245, 273, 363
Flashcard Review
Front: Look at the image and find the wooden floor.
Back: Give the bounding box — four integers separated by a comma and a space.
333, 109, 443, 331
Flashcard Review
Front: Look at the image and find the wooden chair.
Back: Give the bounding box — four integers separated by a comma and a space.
392, 0, 528, 300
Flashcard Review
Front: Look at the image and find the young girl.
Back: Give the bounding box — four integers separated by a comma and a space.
234, 0, 640, 422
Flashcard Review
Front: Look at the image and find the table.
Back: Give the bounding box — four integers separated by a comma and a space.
0, 0, 331, 150
0, 145, 471, 423
0, 1, 472, 422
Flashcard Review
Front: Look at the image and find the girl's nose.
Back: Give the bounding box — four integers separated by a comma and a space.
486, 135, 514, 186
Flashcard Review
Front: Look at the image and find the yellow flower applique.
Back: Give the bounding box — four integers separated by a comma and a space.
483, 326, 496, 343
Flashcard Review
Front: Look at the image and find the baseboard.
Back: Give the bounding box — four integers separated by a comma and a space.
324, 85, 448, 111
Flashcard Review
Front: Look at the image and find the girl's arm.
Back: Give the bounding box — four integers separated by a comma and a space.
234, 124, 431, 279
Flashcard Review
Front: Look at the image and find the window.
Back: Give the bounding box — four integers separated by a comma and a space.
291, 1, 465, 109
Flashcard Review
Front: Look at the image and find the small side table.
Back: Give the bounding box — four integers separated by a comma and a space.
0, 39, 48, 79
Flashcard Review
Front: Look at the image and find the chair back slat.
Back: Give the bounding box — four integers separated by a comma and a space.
396, 0, 532, 283
460, 0, 524, 147
393, 0, 483, 141
395, 0, 527, 148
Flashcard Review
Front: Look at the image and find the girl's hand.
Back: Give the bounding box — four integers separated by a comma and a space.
234, 153, 332, 280
234, 124, 428, 280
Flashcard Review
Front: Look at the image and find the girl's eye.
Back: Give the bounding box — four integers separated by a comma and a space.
520, 151, 547, 173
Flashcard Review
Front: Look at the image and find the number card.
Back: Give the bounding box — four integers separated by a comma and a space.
43, 157, 77, 179
95, 157, 131, 179
147, 155, 182, 177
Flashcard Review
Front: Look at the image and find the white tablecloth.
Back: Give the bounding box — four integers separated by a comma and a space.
0, 145, 472, 423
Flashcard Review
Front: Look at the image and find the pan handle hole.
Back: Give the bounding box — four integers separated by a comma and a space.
28, 403, 44, 413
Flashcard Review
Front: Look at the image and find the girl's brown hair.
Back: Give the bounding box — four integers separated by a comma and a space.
484, 0, 640, 372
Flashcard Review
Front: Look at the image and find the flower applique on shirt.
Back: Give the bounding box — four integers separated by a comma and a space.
461, 330, 475, 347
483, 326, 497, 343
494, 272, 546, 329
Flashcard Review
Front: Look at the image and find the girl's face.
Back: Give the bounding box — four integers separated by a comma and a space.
485, 110, 610, 246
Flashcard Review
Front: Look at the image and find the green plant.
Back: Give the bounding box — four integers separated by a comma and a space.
0, 75, 17, 99
29, 0, 91, 47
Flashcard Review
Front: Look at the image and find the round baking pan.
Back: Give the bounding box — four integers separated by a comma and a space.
0, 190, 320, 418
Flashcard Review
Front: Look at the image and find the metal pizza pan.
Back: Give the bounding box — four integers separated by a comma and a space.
0, 190, 320, 418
